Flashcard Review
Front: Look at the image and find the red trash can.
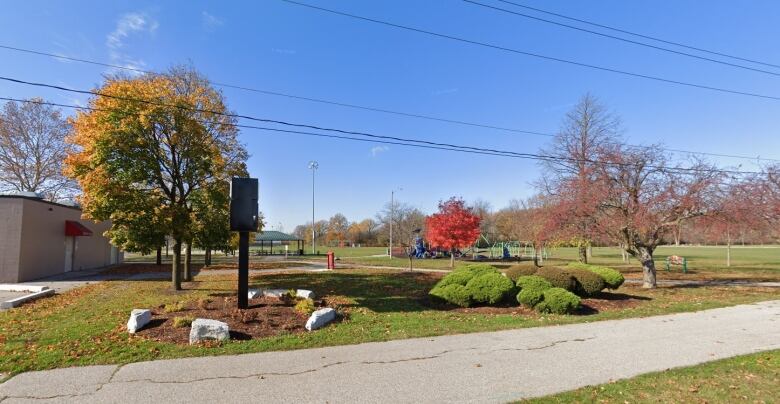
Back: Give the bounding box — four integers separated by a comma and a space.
326, 251, 335, 270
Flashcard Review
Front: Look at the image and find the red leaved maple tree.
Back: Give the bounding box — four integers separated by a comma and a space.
426, 197, 482, 268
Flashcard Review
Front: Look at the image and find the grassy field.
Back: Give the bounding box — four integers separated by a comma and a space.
1, 268, 777, 377
326, 245, 780, 279
527, 349, 779, 403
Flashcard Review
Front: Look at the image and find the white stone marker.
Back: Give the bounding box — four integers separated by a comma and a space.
127, 309, 151, 334
305, 308, 336, 331
296, 289, 315, 299
189, 319, 230, 344
247, 289, 261, 299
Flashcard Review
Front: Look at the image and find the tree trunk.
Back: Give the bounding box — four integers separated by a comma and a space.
408, 254, 413, 272
578, 244, 588, 264
726, 229, 731, 267
205, 248, 211, 266
636, 246, 656, 289
156, 246, 162, 266
673, 225, 681, 246
449, 251, 455, 268
172, 241, 182, 291
183, 242, 192, 281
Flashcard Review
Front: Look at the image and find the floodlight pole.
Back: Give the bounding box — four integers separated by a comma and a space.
309, 161, 319, 255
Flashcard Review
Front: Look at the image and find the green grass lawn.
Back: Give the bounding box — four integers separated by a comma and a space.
526, 349, 780, 403
1, 268, 777, 378
328, 245, 780, 280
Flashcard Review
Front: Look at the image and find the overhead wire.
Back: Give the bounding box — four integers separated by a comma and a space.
0, 44, 776, 162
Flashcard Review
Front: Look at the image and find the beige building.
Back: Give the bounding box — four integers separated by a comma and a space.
0, 194, 122, 283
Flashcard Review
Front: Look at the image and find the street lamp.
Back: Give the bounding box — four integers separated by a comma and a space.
308, 161, 319, 255
389, 187, 403, 259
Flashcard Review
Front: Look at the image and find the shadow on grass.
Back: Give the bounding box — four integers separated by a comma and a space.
594, 292, 652, 301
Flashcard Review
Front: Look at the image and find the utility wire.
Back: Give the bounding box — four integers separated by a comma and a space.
493, 0, 780, 70
0, 85, 761, 176
279, 0, 780, 102
0, 43, 776, 163
462, 0, 780, 77
0, 44, 549, 137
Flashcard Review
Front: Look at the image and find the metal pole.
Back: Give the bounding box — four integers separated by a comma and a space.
311, 168, 317, 255
238, 232, 249, 309
389, 190, 393, 259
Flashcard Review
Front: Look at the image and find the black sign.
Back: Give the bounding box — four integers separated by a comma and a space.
230, 177, 259, 232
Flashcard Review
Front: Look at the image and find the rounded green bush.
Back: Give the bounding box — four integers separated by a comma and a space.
504, 265, 537, 281
429, 285, 447, 300
515, 275, 553, 307
588, 266, 625, 289
535, 288, 581, 314
439, 284, 472, 307
465, 273, 515, 305
534, 267, 577, 292
566, 262, 624, 290
567, 268, 606, 296
434, 264, 500, 289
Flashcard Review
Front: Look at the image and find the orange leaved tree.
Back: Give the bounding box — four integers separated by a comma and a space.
65, 67, 247, 290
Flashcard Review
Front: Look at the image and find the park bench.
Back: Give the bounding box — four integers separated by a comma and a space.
665, 255, 688, 273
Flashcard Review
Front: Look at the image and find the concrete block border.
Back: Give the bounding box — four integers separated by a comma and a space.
0, 289, 55, 309
0, 284, 50, 293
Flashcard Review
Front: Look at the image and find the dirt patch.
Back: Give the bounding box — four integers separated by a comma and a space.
135, 295, 325, 344
102, 262, 314, 276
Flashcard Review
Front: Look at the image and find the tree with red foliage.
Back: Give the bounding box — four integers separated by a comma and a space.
595, 146, 721, 288
426, 197, 482, 268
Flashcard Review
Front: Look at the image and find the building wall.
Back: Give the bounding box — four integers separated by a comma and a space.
1, 197, 122, 282
0, 198, 23, 283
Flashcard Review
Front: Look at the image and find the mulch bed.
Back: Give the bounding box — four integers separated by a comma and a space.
423, 290, 646, 315
135, 295, 321, 344
579, 292, 646, 313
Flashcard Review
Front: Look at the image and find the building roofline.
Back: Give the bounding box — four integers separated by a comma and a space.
0, 195, 82, 211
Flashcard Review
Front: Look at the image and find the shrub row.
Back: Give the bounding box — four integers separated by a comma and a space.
429, 264, 586, 314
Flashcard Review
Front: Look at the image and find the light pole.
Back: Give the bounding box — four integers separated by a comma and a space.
308, 161, 319, 255
389, 187, 402, 259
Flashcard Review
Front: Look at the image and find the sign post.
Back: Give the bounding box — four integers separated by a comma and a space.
230, 177, 259, 309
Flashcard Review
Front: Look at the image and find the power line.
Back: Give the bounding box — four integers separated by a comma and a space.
0, 87, 761, 176
0, 44, 776, 163
462, 0, 780, 77
279, 0, 780, 102
493, 0, 780, 70
0, 44, 549, 137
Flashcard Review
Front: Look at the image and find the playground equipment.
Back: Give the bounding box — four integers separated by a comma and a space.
413, 232, 426, 258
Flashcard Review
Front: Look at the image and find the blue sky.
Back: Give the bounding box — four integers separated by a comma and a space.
2, 0, 779, 230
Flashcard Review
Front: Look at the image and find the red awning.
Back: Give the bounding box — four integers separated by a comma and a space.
65, 220, 93, 237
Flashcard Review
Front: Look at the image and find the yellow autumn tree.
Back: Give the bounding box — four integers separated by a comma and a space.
65, 66, 248, 290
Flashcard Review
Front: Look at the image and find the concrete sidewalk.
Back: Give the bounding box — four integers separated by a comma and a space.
1, 300, 778, 403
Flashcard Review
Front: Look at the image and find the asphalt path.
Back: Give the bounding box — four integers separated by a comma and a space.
1, 300, 778, 403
